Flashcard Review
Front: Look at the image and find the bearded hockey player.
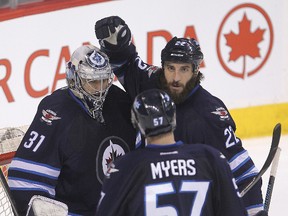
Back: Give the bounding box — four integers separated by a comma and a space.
95, 15, 264, 215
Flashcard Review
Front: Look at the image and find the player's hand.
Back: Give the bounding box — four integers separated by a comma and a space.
95, 16, 131, 50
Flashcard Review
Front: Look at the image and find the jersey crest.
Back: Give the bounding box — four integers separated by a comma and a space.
96, 136, 130, 184
211, 107, 230, 121
40, 109, 61, 125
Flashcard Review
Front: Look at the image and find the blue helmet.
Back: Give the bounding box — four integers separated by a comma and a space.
161, 37, 204, 72
131, 89, 176, 137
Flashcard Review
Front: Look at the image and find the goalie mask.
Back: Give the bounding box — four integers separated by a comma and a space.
161, 37, 204, 73
131, 89, 176, 137
66, 45, 114, 122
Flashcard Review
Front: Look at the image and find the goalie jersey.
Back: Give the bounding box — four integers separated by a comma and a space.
96, 141, 247, 216
8, 86, 137, 215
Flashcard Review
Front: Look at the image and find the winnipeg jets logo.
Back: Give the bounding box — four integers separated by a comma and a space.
87, 50, 107, 68
211, 107, 229, 121
106, 161, 119, 179
40, 109, 61, 125
147, 66, 158, 77
96, 136, 130, 184
175, 40, 188, 47
104, 140, 123, 176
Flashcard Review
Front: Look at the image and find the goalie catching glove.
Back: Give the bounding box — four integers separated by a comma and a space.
95, 16, 132, 50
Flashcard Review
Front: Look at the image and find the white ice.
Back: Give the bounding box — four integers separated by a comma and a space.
243, 134, 288, 215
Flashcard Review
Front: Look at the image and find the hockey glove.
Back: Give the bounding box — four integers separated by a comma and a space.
95, 16, 132, 51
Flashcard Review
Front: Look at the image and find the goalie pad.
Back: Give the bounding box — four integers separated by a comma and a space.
26, 195, 68, 216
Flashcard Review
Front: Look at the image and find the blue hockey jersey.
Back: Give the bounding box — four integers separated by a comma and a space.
103, 43, 263, 215
8, 86, 137, 215
96, 142, 247, 216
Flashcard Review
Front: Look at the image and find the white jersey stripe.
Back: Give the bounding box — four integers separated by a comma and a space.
229, 150, 250, 171
9, 157, 60, 179
8, 178, 56, 197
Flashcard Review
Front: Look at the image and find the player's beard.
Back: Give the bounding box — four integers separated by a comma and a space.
159, 72, 198, 104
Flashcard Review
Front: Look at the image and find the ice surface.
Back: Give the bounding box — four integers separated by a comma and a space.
243, 134, 288, 215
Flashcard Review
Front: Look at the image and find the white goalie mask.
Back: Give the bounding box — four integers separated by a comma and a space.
66, 45, 114, 122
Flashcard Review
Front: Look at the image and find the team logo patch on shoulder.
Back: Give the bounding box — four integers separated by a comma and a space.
147, 66, 159, 77
211, 107, 230, 121
40, 109, 61, 125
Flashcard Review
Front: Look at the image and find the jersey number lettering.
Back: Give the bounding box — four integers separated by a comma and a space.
24, 131, 45, 152
224, 126, 240, 148
145, 181, 210, 216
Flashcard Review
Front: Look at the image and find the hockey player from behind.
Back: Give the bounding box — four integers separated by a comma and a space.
7, 45, 137, 215
96, 88, 248, 216
94, 16, 265, 215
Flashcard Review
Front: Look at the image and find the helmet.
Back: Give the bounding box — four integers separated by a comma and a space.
66, 45, 114, 121
131, 89, 176, 137
161, 37, 204, 72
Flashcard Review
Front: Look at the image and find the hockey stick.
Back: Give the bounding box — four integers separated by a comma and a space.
240, 123, 281, 197
0, 168, 20, 216
264, 147, 281, 212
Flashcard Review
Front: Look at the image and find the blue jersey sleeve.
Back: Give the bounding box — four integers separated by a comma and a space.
8, 92, 65, 214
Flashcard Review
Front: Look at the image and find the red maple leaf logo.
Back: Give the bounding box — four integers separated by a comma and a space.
224, 13, 266, 75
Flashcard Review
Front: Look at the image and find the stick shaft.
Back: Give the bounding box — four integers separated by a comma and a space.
240, 123, 281, 197
264, 147, 281, 212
